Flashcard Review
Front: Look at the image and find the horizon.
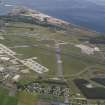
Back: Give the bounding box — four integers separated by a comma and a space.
0, 0, 105, 33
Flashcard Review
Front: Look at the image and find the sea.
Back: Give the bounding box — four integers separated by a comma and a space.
0, 0, 105, 33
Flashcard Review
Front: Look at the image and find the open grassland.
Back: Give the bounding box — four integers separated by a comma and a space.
0, 20, 105, 104
0, 21, 105, 79
18, 91, 38, 105
0, 87, 18, 105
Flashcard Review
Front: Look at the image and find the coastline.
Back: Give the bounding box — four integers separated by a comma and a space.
8, 6, 70, 27
2, 6, 102, 35
9, 6, 104, 34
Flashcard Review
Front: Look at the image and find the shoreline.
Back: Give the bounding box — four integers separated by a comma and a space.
1, 5, 103, 34
8, 6, 102, 34
8, 6, 70, 27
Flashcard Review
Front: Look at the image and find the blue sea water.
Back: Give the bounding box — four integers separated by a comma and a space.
0, 0, 105, 33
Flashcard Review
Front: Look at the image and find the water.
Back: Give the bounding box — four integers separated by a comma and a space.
0, 0, 105, 33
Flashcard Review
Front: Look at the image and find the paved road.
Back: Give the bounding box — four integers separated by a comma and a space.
55, 43, 64, 79
65, 65, 100, 78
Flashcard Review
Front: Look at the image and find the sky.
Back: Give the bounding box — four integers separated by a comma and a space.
87, 0, 105, 5
2, 0, 105, 9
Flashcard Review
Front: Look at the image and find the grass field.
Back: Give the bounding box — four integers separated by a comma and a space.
0, 19, 105, 104
0, 87, 18, 105
0, 21, 105, 78
18, 91, 38, 105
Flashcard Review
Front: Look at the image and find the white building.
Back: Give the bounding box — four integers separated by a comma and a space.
21, 59, 49, 74
12, 75, 20, 81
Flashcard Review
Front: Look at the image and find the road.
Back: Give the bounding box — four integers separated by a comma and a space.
55, 43, 64, 79
64, 65, 100, 78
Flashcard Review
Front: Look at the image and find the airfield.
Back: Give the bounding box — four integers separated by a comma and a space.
0, 13, 105, 105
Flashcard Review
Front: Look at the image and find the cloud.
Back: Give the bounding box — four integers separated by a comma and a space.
86, 0, 105, 6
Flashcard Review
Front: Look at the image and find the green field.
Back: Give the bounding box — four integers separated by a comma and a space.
0, 87, 18, 105
0, 17, 105, 104
0, 21, 104, 78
